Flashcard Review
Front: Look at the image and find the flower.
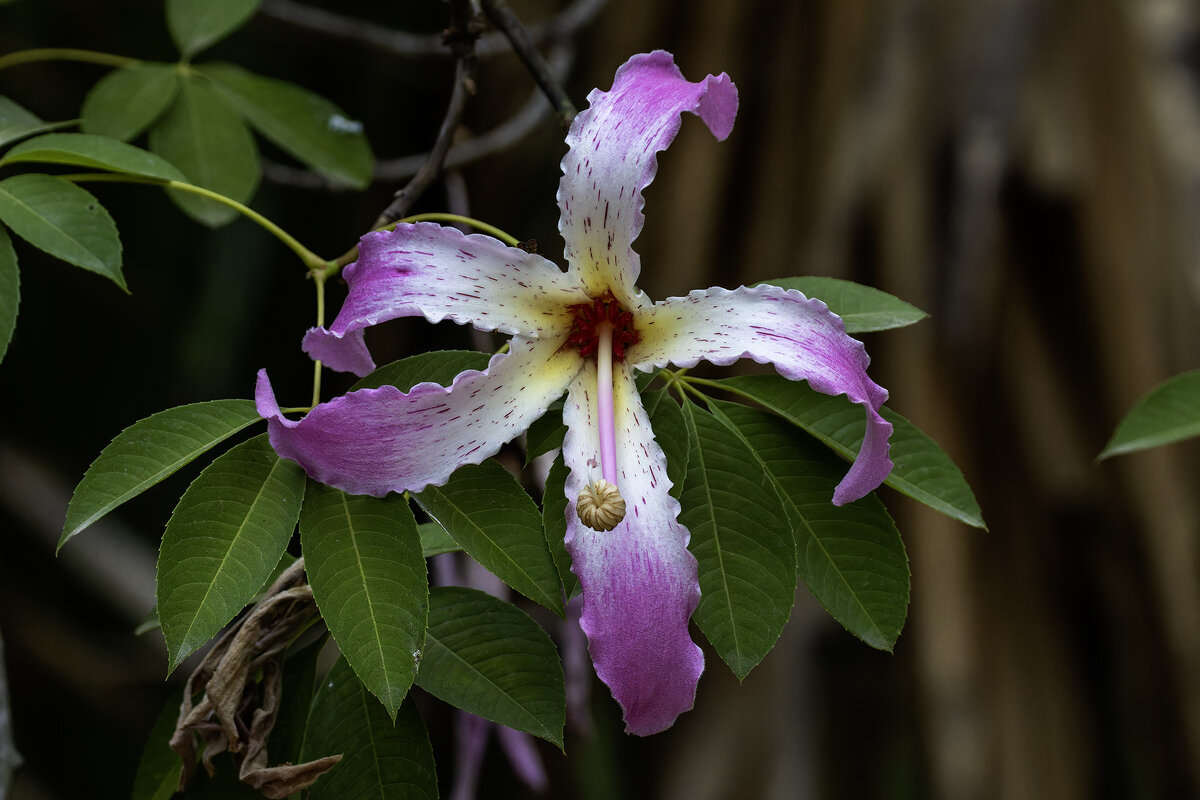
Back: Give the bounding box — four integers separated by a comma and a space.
256, 51, 893, 735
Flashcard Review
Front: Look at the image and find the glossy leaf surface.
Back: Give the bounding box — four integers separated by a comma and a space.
0, 225, 17, 364
416, 586, 565, 747
709, 399, 908, 650
148, 79, 258, 227
202, 63, 373, 188
300, 656, 438, 800
1101, 369, 1200, 458
714, 374, 986, 529
61, 399, 262, 549
758, 276, 928, 333
415, 461, 562, 616
2, 132, 187, 182
301, 482, 428, 718
679, 399, 796, 680
158, 434, 305, 671
82, 64, 180, 141
0, 173, 124, 289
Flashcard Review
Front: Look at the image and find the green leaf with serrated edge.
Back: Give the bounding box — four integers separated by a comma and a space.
134, 550, 295, 636
712, 374, 987, 530
2, 132, 187, 182
0, 173, 125, 289
300, 656, 438, 800
0, 95, 72, 147
200, 64, 373, 188
757, 276, 928, 334
301, 482, 427, 718
270, 637, 324, 767
541, 452, 577, 599
0, 225, 17, 364
1101, 369, 1200, 458
707, 399, 908, 650
148, 79, 258, 227
678, 398, 796, 679
351, 349, 492, 392
525, 399, 566, 465
415, 460, 563, 616
60, 399, 261, 549
642, 387, 689, 500
417, 586, 566, 748
158, 434, 305, 671
82, 63, 180, 141
131, 689, 183, 800
167, 0, 262, 58
418, 521, 460, 556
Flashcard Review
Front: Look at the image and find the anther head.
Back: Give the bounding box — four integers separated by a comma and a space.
576, 479, 626, 531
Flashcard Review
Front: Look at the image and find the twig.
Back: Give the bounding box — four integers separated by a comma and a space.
259, 0, 607, 59
372, 0, 482, 229
262, 45, 572, 189
482, 0, 576, 128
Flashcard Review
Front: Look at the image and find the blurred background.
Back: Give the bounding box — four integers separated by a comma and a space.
2, 0, 1200, 797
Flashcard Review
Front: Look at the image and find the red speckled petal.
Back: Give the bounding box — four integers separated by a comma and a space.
557, 51, 737, 305
629, 284, 893, 504
561, 360, 702, 735
256, 336, 581, 495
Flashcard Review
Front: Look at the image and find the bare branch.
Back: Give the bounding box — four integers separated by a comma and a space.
264, 45, 573, 190
371, 0, 483, 228
482, 0, 576, 128
259, 0, 606, 59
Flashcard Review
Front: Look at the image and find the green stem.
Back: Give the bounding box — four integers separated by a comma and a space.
63, 173, 327, 269
0, 48, 139, 72
311, 270, 328, 408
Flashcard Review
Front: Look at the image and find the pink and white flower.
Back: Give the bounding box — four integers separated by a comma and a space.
256, 51, 892, 735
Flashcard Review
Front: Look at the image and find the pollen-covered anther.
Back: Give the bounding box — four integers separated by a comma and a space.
577, 479, 626, 531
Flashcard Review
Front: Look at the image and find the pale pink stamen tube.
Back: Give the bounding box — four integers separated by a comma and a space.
596, 323, 618, 485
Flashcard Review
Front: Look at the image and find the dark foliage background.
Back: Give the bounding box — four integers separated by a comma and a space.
3, 1, 1200, 799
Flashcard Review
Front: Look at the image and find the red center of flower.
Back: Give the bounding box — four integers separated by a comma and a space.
565, 292, 640, 361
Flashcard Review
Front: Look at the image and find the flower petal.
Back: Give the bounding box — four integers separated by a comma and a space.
561, 360, 702, 735
256, 336, 581, 496
557, 51, 737, 302
307, 222, 587, 375
629, 284, 893, 504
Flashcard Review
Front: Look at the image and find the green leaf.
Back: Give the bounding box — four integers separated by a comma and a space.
758, 276, 928, 333
0, 173, 124, 289
60, 399, 262, 549
707, 399, 908, 650
417, 586, 565, 748
200, 64, 373, 188
415, 460, 563, 616
713, 374, 987, 530
82, 64, 180, 141
167, 0, 262, 58
678, 399, 797, 679
642, 387, 690, 499
525, 400, 566, 465
352, 349, 492, 392
301, 482, 428, 718
2, 132, 187, 182
417, 521, 460, 556
541, 453, 578, 598
0, 225, 17, 364
270, 637, 324, 767
131, 689, 184, 800
1101, 369, 1200, 458
300, 656, 438, 800
0, 95, 72, 148
158, 434, 305, 671
148, 79, 258, 227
